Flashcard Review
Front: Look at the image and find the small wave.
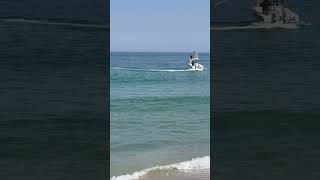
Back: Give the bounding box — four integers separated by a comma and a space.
212, 22, 300, 31
112, 67, 199, 72
300, 21, 312, 26
0, 18, 108, 30
215, 0, 230, 6
111, 156, 210, 180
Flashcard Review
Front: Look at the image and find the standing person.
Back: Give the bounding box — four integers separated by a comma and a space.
193, 51, 199, 68
192, 51, 197, 59
189, 55, 195, 68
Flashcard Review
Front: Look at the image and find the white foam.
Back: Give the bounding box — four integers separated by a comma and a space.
110, 156, 210, 180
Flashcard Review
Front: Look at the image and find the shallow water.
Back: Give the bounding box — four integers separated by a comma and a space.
110, 52, 210, 178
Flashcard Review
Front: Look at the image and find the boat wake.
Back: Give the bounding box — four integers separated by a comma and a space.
211, 22, 301, 31
300, 21, 313, 26
111, 156, 210, 180
112, 67, 201, 72
0, 18, 108, 30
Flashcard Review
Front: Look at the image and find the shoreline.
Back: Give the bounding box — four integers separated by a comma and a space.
139, 169, 210, 180
111, 156, 210, 180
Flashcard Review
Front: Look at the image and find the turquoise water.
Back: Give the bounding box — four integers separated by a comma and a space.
110, 52, 210, 177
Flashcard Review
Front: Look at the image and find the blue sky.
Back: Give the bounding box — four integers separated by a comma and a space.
111, 0, 210, 52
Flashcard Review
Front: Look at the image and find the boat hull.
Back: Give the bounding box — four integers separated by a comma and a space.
252, 6, 299, 25
189, 63, 205, 71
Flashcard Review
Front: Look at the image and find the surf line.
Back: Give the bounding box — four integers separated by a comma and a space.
111, 156, 210, 180
0, 18, 109, 30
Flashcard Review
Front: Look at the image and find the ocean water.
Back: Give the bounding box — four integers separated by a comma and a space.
212, 0, 320, 179
0, 0, 109, 179
110, 52, 210, 179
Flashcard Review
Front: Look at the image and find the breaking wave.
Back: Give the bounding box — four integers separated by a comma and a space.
111, 156, 210, 180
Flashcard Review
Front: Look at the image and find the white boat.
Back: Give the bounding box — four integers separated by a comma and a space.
253, 0, 299, 26
188, 51, 205, 71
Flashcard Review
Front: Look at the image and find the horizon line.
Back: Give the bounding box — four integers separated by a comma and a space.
110, 50, 210, 53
